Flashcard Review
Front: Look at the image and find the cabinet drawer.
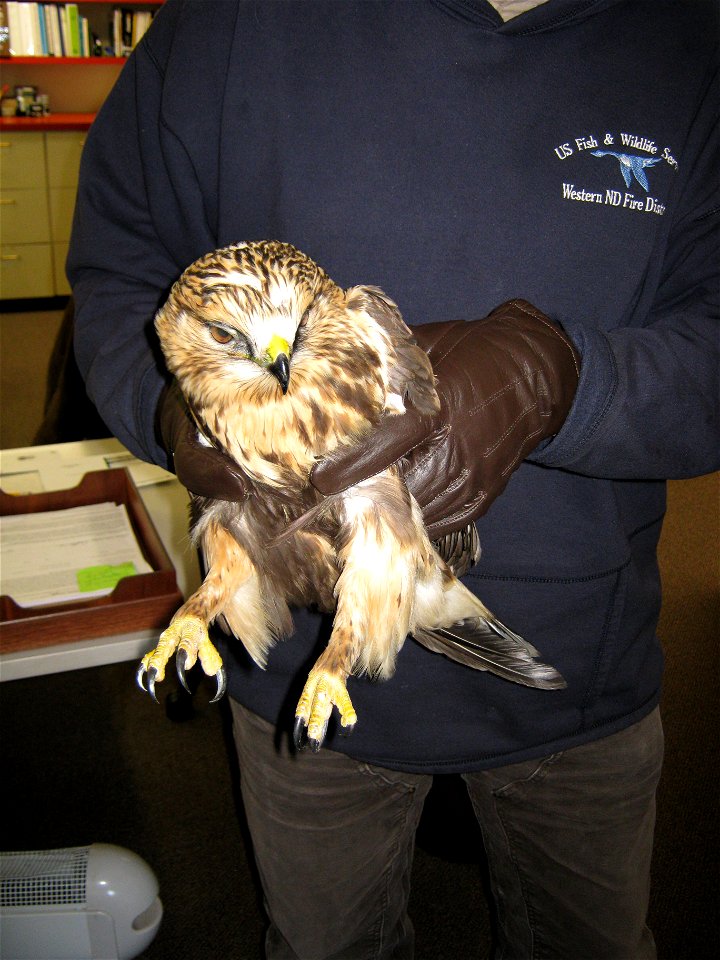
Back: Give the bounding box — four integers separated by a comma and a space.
49, 187, 77, 243
0, 189, 51, 244
0, 244, 55, 299
0, 133, 46, 189
53, 242, 71, 296
46, 132, 87, 188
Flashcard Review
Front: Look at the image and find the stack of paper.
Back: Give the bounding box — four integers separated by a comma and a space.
0, 501, 152, 607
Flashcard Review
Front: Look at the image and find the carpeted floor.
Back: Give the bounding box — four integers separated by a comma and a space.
1, 306, 718, 958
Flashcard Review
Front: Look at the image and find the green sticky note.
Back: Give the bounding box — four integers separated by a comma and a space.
76, 562, 137, 593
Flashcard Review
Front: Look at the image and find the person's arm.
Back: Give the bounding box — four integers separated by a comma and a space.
67, 3, 220, 468
68, 51, 175, 466
533, 68, 719, 481
67, 5, 248, 502
313, 64, 719, 532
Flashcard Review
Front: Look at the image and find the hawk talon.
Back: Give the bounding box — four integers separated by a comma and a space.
294, 670, 357, 751
136, 662, 160, 701
136, 664, 160, 704
293, 713, 354, 751
209, 665, 227, 703
292, 717, 329, 753
293, 716, 309, 751
137, 616, 225, 703
176, 647, 226, 701
308, 716, 330, 753
176, 648, 192, 693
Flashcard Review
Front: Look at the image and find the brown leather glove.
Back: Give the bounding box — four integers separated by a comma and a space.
157, 381, 248, 501
311, 299, 580, 540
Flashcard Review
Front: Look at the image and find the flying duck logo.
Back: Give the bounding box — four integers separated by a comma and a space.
554, 130, 677, 216
590, 151, 661, 191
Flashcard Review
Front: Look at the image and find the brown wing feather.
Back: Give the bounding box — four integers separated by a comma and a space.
432, 523, 482, 579
345, 285, 440, 417
413, 618, 567, 689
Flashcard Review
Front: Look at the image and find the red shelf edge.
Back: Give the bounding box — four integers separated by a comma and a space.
2, 56, 128, 65
0, 113, 96, 131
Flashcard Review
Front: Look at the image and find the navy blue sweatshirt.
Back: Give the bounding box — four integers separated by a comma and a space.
68, 0, 719, 773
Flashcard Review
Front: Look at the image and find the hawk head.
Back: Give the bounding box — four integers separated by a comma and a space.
155, 240, 337, 405
154, 240, 404, 484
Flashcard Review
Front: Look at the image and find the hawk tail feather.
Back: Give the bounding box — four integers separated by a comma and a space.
413, 617, 566, 690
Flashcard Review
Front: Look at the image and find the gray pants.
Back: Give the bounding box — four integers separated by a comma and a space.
230, 701, 662, 960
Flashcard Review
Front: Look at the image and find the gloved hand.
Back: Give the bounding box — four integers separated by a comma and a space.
157, 381, 248, 501
311, 299, 580, 540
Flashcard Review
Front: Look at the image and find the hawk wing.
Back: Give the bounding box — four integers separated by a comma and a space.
342, 284, 481, 578
345, 285, 440, 418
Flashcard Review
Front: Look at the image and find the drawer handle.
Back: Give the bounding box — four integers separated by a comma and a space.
0, 198, 17, 205
0, 142, 11, 149
1, 254, 20, 261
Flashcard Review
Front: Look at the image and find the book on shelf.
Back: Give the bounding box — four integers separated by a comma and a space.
0, 3, 9, 56
4, 2, 157, 58
65, 1, 79, 56
6, 1, 35, 55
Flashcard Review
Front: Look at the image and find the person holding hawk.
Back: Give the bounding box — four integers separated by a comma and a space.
67, 1, 719, 957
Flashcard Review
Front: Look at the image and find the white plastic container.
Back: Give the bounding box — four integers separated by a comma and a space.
0, 844, 163, 960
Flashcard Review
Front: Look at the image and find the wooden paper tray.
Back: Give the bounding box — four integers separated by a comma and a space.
0, 469, 183, 653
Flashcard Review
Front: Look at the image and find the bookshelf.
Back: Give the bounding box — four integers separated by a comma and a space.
0, 1, 163, 125
0, 3, 163, 297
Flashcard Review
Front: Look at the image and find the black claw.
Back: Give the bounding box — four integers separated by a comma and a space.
176, 649, 191, 693
293, 716, 308, 750
137, 661, 160, 703
338, 722, 356, 739
209, 666, 227, 703
146, 668, 159, 703
308, 718, 329, 752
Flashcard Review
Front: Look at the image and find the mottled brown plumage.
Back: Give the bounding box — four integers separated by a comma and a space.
138, 240, 564, 749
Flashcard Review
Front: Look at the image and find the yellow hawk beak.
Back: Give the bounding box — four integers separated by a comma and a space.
264, 334, 291, 394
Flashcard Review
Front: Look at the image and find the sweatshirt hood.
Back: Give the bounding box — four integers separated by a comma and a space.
432, 0, 625, 33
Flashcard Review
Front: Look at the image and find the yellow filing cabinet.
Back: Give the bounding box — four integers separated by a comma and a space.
0, 132, 45, 189
47, 131, 86, 297
0, 130, 85, 299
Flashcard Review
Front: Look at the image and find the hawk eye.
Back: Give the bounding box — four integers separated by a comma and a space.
209, 324, 235, 345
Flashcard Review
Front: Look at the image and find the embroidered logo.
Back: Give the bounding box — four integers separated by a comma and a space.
590, 151, 661, 191
553, 131, 677, 216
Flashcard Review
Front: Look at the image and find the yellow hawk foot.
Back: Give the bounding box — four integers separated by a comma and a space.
293, 669, 358, 752
137, 615, 227, 703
